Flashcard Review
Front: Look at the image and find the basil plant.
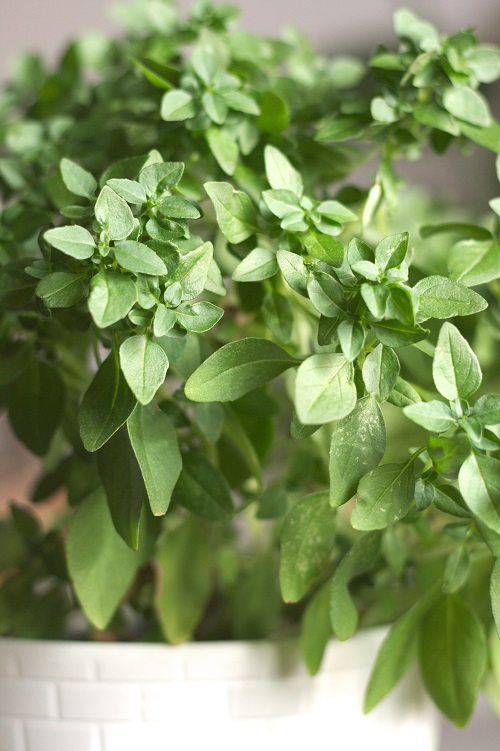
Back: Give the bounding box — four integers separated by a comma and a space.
1, 0, 500, 728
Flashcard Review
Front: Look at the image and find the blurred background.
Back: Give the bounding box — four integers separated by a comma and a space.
0, 2, 499, 748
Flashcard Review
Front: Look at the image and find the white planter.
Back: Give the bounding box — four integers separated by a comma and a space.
0, 628, 440, 751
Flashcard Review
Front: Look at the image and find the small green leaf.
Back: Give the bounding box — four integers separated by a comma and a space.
337, 320, 365, 362
175, 301, 223, 332
375, 232, 409, 272
262, 292, 293, 343
307, 271, 345, 317
79, 353, 137, 452
139, 162, 184, 195
413, 276, 487, 321
256, 91, 289, 134
419, 595, 486, 726
294, 353, 356, 425
459, 453, 500, 534
153, 304, 176, 337
448, 240, 500, 286
88, 270, 136, 328
369, 319, 428, 347
114, 240, 168, 276
300, 584, 332, 675
316, 200, 357, 223
97, 426, 144, 549
403, 400, 456, 432
43, 225, 95, 259
67, 489, 142, 630
191, 47, 217, 84
443, 546, 470, 594
280, 491, 335, 602
387, 376, 422, 408
107, 178, 147, 204
264, 145, 303, 196
351, 460, 415, 530
362, 344, 400, 402
471, 394, 500, 426
119, 335, 169, 405
60, 158, 97, 199
157, 195, 200, 219
155, 517, 213, 643
206, 128, 239, 176
186, 337, 297, 402
224, 90, 260, 115
127, 403, 182, 516
330, 397, 386, 508
304, 232, 344, 265
276, 250, 309, 296
172, 452, 234, 521
36, 272, 84, 309
204, 182, 257, 244
232, 247, 278, 282
160, 89, 196, 121
263, 189, 302, 219
202, 91, 228, 124
433, 322, 482, 400
95, 186, 135, 241
330, 531, 381, 640
443, 87, 492, 127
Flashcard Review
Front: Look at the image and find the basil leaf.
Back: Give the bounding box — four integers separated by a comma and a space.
114, 240, 167, 276
36, 272, 84, 308
106, 178, 147, 204
263, 188, 302, 219
362, 344, 400, 401
300, 584, 332, 675
491, 559, 500, 639
387, 376, 422, 408
280, 491, 336, 602
337, 319, 365, 362
205, 127, 239, 176
443, 86, 492, 127
264, 145, 303, 196
419, 595, 486, 726
138, 162, 184, 195
79, 353, 137, 452
329, 396, 386, 508
172, 452, 234, 521
471, 394, 500, 426
170, 242, 213, 300
175, 301, 223, 332
375, 232, 408, 271
95, 186, 135, 241
276, 250, 309, 296
262, 292, 293, 343
413, 275, 487, 321
330, 531, 381, 640
43, 225, 95, 260
369, 319, 428, 347
448, 240, 500, 286
127, 403, 182, 516
160, 89, 196, 121
185, 337, 297, 402
88, 270, 136, 328
232, 247, 278, 282
294, 353, 357, 425
433, 322, 482, 400
351, 460, 415, 530
119, 335, 169, 405
204, 181, 257, 244
458, 453, 500, 534
403, 400, 456, 432
60, 158, 97, 198
67, 489, 142, 630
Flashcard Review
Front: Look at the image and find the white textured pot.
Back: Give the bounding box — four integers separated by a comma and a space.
0, 628, 440, 751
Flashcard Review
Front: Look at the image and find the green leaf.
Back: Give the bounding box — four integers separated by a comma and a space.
263, 189, 302, 219
456, 119, 500, 152
155, 517, 214, 643
491, 559, 500, 639
158, 195, 200, 219
204, 182, 257, 244
330, 531, 381, 640
106, 178, 147, 204
172, 452, 234, 521
413, 103, 460, 136
185, 337, 297, 402
433, 322, 482, 400
262, 292, 293, 343
364, 587, 439, 712
337, 320, 365, 362
300, 584, 332, 675
97, 427, 144, 549
443, 546, 470, 594
138, 162, 184, 195
114, 240, 167, 276
8, 359, 65, 457
387, 376, 421, 408
351, 460, 415, 530
88, 270, 136, 328
413, 275, 487, 321
232, 247, 278, 282
224, 90, 260, 115
304, 232, 344, 265
280, 491, 336, 602
127, 403, 182, 516
191, 47, 217, 84
443, 87, 492, 127
307, 271, 345, 317
428, 434, 471, 479
294, 354, 356, 425
79, 353, 137, 452
202, 91, 228, 124
160, 89, 196, 121
459, 453, 500, 534
316, 200, 357, 224
153, 304, 176, 337
95, 186, 135, 241
205, 128, 239, 176
264, 145, 303, 196
43, 225, 95, 259
36, 272, 84, 309
170, 242, 214, 300
330, 397, 386, 508
419, 595, 486, 726
276, 250, 309, 296
256, 91, 289, 134
403, 400, 456, 432
448, 240, 500, 286
362, 344, 400, 401
369, 319, 428, 347
175, 301, 223, 332
60, 158, 97, 199
132, 57, 177, 89
67, 489, 142, 630
119, 335, 169, 405
471, 394, 500, 426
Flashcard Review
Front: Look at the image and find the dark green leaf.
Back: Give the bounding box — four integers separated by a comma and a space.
351, 460, 415, 530
172, 452, 234, 521
36, 272, 84, 308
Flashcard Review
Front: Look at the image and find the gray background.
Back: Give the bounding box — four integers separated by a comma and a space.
1, 1, 499, 748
